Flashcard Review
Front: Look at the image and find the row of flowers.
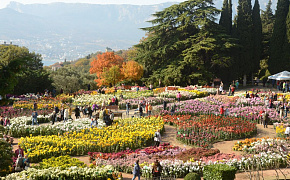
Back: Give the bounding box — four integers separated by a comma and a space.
233, 137, 289, 155
163, 114, 257, 148
140, 152, 287, 178
5, 117, 93, 138
1, 166, 115, 180
157, 96, 280, 123
118, 97, 175, 109
19, 117, 164, 162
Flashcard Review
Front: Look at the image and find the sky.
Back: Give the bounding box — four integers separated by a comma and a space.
0, 0, 188, 9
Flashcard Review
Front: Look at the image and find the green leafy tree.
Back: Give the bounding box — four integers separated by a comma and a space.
102, 65, 123, 87
236, 0, 254, 85
268, 0, 290, 73
0, 45, 44, 96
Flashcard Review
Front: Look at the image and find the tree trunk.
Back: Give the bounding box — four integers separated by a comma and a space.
243, 74, 247, 86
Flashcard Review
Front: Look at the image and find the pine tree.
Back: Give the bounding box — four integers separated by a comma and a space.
236, 0, 253, 85
268, 0, 289, 73
252, 0, 262, 74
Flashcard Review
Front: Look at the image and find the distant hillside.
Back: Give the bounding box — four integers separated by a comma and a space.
0, 1, 274, 65
0, 2, 179, 64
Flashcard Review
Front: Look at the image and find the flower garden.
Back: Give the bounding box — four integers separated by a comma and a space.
1, 87, 290, 179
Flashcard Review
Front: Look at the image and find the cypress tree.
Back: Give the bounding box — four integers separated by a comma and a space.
228, 0, 233, 34
269, 0, 289, 73
287, 4, 290, 42
236, 0, 253, 86
261, 0, 275, 61
219, 0, 231, 34
252, 0, 262, 74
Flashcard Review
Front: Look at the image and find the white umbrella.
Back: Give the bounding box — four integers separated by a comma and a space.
268, 71, 290, 80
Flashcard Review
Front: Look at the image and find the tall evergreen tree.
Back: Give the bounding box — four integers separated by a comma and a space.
228, 0, 233, 33
259, 0, 275, 79
269, 0, 290, 73
236, 0, 253, 86
287, 4, 290, 42
219, 0, 232, 35
252, 0, 262, 74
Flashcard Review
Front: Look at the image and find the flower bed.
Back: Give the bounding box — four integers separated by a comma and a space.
1, 166, 114, 180
233, 137, 289, 154
6, 118, 91, 138
0, 107, 53, 119
88, 143, 179, 161
19, 117, 164, 162
163, 114, 257, 148
118, 97, 175, 109
157, 96, 280, 123
34, 155, 86, 169
141, 152, 287, 178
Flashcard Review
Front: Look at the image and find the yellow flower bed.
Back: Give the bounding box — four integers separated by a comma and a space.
177, 88, 208, 97
19, 116, 164, 162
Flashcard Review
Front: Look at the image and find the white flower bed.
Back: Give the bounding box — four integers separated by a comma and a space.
1, 165, 114, 180
141, 152, 287, 178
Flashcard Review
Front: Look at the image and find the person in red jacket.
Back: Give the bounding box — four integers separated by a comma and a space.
15, 145, 24, 158
220, 106, 225, 115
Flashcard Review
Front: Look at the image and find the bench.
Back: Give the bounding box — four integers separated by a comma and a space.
101, 105, 119, 111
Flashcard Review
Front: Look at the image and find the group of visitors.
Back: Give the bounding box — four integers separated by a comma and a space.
132, 159, 162, 180
51, 106, 72, 124
137, 101, 153, 117
276, 81, 290, 93
98, 108, 114, 126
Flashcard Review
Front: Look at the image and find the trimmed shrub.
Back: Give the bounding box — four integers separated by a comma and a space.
184, 172, 201, 180
203, 164, 236, 180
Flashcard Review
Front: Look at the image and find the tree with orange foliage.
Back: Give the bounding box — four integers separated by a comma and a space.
121, 60, 144, 82
90, 52, 124, 86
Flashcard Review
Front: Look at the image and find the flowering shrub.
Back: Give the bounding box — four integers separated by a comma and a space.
19, 117, 164, 162
163, 114, 257, 148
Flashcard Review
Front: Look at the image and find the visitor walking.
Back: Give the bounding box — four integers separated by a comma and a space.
75, 106, 80, 119
126, 102, 130, 116
132, 160, 141, 180
170, 103, 176, 116
32, 111, 38, 125
152, 159, 162, 179
263, 112, 269, 128
63, 108, 69, 122
148, 104, 152, 116
154, 129, 161, 147
176, 92, 181, 102
51, 111, 56, 125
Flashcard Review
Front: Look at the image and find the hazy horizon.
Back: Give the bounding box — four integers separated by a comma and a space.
0, 0, 188, 9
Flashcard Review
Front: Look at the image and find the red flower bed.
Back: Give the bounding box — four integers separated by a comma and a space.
163, 114, 257, 148
88, 143, 178, 162
173, 148, 220, 162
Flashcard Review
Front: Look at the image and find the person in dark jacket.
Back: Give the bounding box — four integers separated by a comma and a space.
132, 160, 141, 180
75, 106, 80, 119
152, 159, 162, 179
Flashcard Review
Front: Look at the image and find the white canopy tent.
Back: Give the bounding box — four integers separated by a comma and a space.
268, 71, 290, 81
